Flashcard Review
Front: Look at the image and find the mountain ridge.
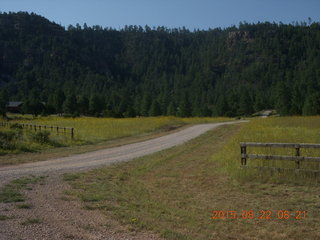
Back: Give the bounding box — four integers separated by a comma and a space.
1, 12, 320, 117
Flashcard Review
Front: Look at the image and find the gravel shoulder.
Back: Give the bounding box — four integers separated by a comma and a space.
0, 174, 163, 240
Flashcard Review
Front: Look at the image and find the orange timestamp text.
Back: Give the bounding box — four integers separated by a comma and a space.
211, 210, 307, 220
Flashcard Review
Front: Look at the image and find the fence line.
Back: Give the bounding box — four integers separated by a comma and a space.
240, 142, 320, 172
0, 122, 74, 139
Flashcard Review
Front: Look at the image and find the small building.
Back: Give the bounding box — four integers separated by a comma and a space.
6, 101, 23, 113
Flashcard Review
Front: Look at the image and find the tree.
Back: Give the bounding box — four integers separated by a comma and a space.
275, 82, 291, 115
89, 94, 104, 115
21, 89, 44, 116
0, 89, 9, 118
302, 93, 320, 116
177, 93, 192, 117
140, 93, 151, 116
149, 99, 161, 116
167, 101, 176, 116
54, 90, 66, 114
238, 88, 253, 116
78, 95, 89, 115
216, 95, 230, 116
63, 94, 78, 114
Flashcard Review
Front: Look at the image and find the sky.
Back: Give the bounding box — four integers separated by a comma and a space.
1, 0, 320, 30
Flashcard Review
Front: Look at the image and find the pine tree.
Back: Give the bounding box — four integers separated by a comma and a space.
0, 89, 9, 118
167, 101, 176, 116
140, 93, 151, 116
177, 93, 191, 117
302, 93, 320, 116
89, 94, 104, 116
63, 94, 78, 115
54, 90, 66, 114
275, 82, 291, 115
149, 99, 161, 116
78, 95, 89, 115
238, 88, 253, 116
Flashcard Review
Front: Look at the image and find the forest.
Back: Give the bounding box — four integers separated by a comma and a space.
0, 12, 320, 117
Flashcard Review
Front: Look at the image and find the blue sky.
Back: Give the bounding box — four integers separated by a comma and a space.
1, 0, 320, 30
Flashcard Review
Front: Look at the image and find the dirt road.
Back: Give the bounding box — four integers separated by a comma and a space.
0, 121, 245, 240
0, 121, 245, 186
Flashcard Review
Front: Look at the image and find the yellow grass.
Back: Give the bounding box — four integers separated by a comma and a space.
9, 116, 230, 144
212, 116, 320, 183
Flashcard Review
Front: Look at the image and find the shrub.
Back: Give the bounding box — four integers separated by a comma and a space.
10, 123, 23, 129
0, 131, 16, 149
31, 131, 50, 144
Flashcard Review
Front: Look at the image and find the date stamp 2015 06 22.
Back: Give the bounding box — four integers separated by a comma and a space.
211, 210, 308, 220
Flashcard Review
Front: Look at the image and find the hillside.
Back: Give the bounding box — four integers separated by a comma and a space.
1, 12, 320, 117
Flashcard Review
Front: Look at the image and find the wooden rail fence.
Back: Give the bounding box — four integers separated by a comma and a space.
240, 142, 320, 172
0, 122, 74, 139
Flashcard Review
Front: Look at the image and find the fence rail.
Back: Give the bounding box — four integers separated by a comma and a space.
0, 122, 74, 139
240, 142, 320, 172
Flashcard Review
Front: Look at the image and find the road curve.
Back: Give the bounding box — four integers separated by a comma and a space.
0, 121, 246, 186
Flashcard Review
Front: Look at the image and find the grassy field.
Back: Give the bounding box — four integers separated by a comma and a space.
0, 115, 230, 156
212, 116, 320, 184
64, 117, 320, 240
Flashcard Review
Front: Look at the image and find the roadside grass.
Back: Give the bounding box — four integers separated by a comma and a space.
20, 218, 42, 225
0, 176, 46, 203
0, 215, 14, 221
0, 116, 230, 165
212, 116, 320, 184
15, 203, 32, 209
64, 123, 320, 240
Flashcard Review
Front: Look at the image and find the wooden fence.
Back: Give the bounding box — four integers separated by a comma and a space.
240, 142, 320, 172
0, 122, 74, 139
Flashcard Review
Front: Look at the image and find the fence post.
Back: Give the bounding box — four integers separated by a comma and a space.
71, 128, 74, 139
295, 145, 300, 169
241, 144, 247, 166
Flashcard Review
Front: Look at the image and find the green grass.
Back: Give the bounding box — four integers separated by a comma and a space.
21, 218, 42, 225
0, 215, 14, 221
16, 203, 32, 209
0, 176, 45, 203
65, 121, 320, 240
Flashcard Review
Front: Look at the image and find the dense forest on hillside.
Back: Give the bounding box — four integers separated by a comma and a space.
0, 12, 320, 117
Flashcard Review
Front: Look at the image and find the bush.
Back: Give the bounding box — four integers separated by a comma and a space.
31, 131, 50, 144
10, 123, 23, 129
0, 130, 17, 149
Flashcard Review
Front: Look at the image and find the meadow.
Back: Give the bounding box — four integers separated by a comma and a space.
212, 116, 320, 184
0, 115, 230, 156
64, 117, 320, 240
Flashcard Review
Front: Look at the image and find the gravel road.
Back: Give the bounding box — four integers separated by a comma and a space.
0, 121, 245, 186
0, 120, 246, 240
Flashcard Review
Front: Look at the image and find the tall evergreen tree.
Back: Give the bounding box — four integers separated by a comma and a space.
0, 89, 9, 118
149, 99, 162, 116
63, 94, 78, 114
275, 82, 291, 115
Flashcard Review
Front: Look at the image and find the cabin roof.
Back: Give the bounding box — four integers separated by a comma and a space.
6, 101, 23, 107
